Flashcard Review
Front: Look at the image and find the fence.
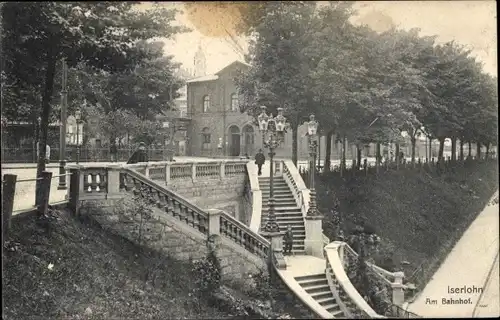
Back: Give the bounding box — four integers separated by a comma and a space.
1, 147, 176, 163
299, 156, 495, 181
2, 170, 71, 244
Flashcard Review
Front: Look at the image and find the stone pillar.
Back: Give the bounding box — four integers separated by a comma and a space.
165, 163, 171, 185
304, 215, 325, 258
192, 163, 197, 182
262, 230, 287, 270
338, 242, 345, 265
206, 209, 221, 236
107, 164, 122, 197
391, 271, 405, 306
220, 161, 226, 179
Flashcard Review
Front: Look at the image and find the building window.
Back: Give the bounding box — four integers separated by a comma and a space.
203, 95, 210, 112
202, 127, 211, 150
230, 93, 239, 111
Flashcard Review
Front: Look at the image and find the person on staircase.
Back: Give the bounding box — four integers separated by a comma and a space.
255, 149, 265, 176
284, 225, 294, 255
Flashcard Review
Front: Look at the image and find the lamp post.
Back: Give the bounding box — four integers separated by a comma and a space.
57, 58, 68, 189
75, 108, 82, 164
306, 114, 321, 217
258, 106, 287, 234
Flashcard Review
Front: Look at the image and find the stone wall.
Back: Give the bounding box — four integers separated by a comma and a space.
79, 197, 266, 285
167, 176, 248, 222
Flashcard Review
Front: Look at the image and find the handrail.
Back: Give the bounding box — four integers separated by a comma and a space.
273, 264, 334, 319
282, 160, 310, 217
246, 162, 263, 233
325, 242, 386, 319
121, 167, 270, 259
343, 243, 401, 284
325, 255, 352, 318
122, 168, 208, 220
219, 208, 270, 250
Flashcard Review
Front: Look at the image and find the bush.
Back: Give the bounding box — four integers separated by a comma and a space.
191, 236, 222, 297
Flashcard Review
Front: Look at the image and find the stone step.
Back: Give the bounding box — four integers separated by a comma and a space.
269, 216, 304, 222
261, 222, 305, 230
261, 206, 301, 211
262, 197, 297, 207
261, 193, 294, 198
303, 283, 331, 295
295, 275, 328, 288
325, 304, 343, 316
259, 177, 286, 181
311, 291, 334, 300
259, 180, 288, 185
317, 296, 337, 306
261, 210, 302, 215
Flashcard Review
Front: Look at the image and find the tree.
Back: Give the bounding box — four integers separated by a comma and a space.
237, 2, 356, 165
2, 2, 186, 201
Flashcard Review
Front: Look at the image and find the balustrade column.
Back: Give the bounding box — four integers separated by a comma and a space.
107, 164, 122, 197
206, 209, 221, 236
145, 164, 151, 178
220, 161, 226, 179
191, 163, 197, 182
165, 163, 171, 185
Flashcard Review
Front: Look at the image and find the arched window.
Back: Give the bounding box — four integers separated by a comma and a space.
202, 127, 211, 144
203, 95, 210, 112
230, 93, 239, 111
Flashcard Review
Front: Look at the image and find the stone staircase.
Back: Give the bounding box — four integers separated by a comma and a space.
259, 176, 306, 254
295, 273, 345, 318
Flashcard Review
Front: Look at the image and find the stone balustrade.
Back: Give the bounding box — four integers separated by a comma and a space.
282, 160, 310, 217
66, 163, 272, 268
124, 160, 248, 186
342, 243, 408, 308
324, 242, 386, 319
246, 162, 262, 233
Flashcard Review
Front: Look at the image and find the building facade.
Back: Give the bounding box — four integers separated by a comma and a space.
186, 60, 333, 159
184, 60, 488, 161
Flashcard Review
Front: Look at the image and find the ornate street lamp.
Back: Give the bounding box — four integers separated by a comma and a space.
258, 106, 287, 234
75, 108, 82, 164
306, 114, 321, 217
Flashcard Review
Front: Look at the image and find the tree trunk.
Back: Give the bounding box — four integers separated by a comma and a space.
395, 143, 400, 162
36, 55, 57, 211
324, 130, 333, 173
451, 137, 457, 162
341, 135, 346, 171
292, 124, 298, 166
468, 142, 472, 157
476, 142, 481, 159
438, 137, 445, 163
411, 136, 416, 164
459, 139, 464, 161
376, 142, 381, 172
356, 145, 362, 170
429, 137, 432, 160
485, 143, 490, 159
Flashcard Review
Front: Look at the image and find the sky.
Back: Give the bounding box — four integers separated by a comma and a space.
151, 1, 497, 76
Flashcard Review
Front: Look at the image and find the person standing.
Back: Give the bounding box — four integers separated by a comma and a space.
284, 225, 294, 255
255, 149, 265, 176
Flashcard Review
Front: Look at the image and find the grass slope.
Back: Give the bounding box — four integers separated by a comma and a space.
317, 161, 498, 284
3, 210, 237, 320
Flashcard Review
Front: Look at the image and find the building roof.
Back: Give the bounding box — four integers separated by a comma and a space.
185, 60, 251, 84
186, 74, 219, 83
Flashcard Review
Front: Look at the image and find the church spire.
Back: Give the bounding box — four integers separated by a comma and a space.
193, 41, 206, 77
